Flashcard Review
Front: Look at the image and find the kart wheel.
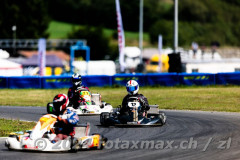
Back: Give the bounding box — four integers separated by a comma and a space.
69, 148, 78, 153
108, 113, 113, 117
5, 140, 11, 150
100, 112, 109, 125
158, 112, 167, 125
90, 133, 105, 150
93, 134, 107, 150
99, 136, 108, 150
70, 138, 79, 153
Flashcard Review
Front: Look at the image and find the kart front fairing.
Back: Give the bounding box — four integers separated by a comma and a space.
75, 93, 113, 115
76, 104, 113, 115
103, 112, 163, 126
100, 103, 167, 127
4, 114, 69, 151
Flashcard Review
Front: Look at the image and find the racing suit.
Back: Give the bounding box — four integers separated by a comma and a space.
53, 108, 79, 141
67, 85, 90, 109
119, 93, 150, 123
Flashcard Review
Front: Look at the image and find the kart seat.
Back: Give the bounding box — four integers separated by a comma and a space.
91, 93, 101, 106
147, 105, 159, 114
74, 123, 90, 137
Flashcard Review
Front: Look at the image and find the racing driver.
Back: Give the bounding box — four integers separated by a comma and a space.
119, 80, 150, 123
68, 73, 90, 109
51, 94, 79, 143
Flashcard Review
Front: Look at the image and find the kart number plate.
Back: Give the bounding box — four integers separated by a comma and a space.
128, 102, 140, 108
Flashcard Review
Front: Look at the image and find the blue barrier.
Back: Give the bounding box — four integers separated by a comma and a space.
41, 76, 72, 89
113, 74, 147, 86
82, 75, 112, 87
0, 77, 8, 88
1, 72, 240, 89
215, 72, 240, 85
179, 73, 216, 86
7, 76, 42, 89
146, 73, 179, 86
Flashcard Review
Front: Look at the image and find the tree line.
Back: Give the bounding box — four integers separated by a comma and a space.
0, 0, 239, 59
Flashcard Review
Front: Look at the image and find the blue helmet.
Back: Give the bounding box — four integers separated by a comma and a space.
126, 80, 139, 95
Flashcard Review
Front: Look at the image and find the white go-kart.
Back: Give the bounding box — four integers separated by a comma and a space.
5, 114, 107, 152
47, 90, 113, 115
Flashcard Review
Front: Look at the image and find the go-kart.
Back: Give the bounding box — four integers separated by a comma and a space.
47, 89, 113, 115
5, 113, 107, 152
100, 97, 166, 127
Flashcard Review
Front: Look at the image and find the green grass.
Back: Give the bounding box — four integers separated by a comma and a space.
47, 21, 79, 39
0, 119, 36, 137
47, 20, 150, 46
1, 86, 240, 136
1, 86, 240, 112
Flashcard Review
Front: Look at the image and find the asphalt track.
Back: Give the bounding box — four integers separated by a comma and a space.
1, 106, 240, 160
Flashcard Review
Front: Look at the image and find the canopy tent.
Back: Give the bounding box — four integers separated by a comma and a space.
0, 49, 10, 59
21, 55, 64, 67
21, 55, 65, 76
0, 59, 23, 76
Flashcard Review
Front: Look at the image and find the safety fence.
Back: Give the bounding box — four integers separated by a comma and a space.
1, 72, 240, 89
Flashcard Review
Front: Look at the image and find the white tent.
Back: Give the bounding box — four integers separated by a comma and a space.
0, 59, 23, 76
73, 60, 116, 75
0, 49, 10, 59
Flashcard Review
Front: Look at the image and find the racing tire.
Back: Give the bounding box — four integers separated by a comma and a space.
99, 136, 108, 150
158, 111, 167, 125
147, 113, 166, 126
100, 101, 107, 109
69, 137, 79, 153
91, 134, 108, 150
100, 112, 110, 126
5, 140, 11, 151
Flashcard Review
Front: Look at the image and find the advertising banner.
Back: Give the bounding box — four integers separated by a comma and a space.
38, 38, 46, 76
115, 0, 126, 72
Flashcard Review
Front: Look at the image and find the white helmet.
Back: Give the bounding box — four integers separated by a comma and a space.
72, 73, 82, 87
126, 80, 139, 95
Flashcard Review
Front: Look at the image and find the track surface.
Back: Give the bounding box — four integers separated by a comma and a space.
1, 106, 240, 160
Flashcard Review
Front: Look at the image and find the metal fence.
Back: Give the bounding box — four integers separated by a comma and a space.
0, 39, 86, 49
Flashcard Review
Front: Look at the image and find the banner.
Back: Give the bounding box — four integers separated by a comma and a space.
115, 0, 126, 72
38, 38, 46, 76
158, 35, 163, 72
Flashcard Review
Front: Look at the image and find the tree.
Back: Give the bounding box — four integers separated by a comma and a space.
149, 20, 173, 47
179, 0, 209, 23
0, 0, 50, 39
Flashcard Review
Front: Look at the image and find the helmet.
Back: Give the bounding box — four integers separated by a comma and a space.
126, 80, 139, 95
52, 94, 69, 114
72, 73, 82, 87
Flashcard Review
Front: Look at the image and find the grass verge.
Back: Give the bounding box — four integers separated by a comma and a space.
1, 86, 240, 112
0, 119, 36, 137
1, 86, 240, 137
